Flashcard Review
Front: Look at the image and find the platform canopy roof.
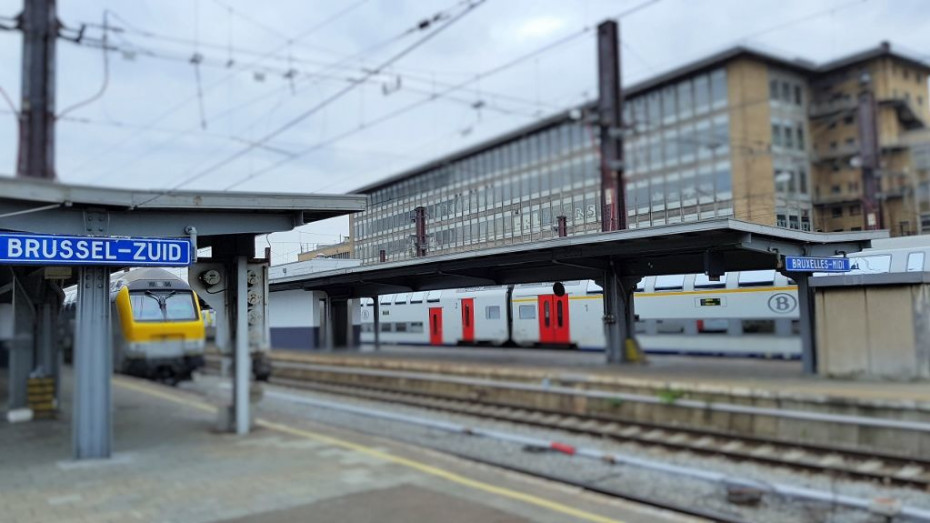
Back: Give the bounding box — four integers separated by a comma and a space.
0, 177, 367, 240
271, 219, 887, 297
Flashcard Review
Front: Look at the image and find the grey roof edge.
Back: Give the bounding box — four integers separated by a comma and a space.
0, 176, 367, 212
810, 271, 930, 287
352, 42, 930, 195
269, 218, 887, 286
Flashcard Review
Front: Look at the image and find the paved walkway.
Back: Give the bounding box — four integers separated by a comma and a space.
0, 372, 697, 523
288, 345, 930, 405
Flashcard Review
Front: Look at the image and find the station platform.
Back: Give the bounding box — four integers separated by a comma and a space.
273, 345, 930, 407
0, 372, 693, 523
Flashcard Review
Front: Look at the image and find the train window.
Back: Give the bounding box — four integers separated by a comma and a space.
694, 274, 727, 288
129, 293, 164, 321
518, 305, 536, 319
426, 291, 442, 303
410, 292, 426, 303
379, 295, 392, 305
906, 252, 925, 272
394, 294, 408, 305
130, 291, 198, 322
380, 322, 392, 332
849, 255, 892, 274
737, 270, 775, 286
395, 323, 407, 332
486, 306, 501, 319
409, 322, 424, 333
654, 274, 685, 290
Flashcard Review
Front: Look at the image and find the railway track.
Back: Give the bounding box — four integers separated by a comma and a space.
261, 369, 930, 491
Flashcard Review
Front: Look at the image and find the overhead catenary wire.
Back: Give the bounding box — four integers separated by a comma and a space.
156, 0, 489, 196
58, 11, 111, 119
65, 0, 372, 175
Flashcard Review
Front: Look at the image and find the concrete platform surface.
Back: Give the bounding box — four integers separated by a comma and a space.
0, 373, 699, 523
286, 345, 930, 406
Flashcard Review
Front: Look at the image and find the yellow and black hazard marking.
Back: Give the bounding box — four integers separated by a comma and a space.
26, 377, 57, 419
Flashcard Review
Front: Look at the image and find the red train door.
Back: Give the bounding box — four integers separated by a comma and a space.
461, 298, 475, 342
428, 307, 443, 345
538, 295, 570, 345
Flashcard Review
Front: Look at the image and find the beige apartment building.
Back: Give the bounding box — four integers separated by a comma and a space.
350, 43, 930, 264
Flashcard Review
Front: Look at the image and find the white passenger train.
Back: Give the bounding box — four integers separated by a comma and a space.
352, 236, 930, 358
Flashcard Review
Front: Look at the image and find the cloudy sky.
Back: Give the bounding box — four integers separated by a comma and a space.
0, 0, 927, 264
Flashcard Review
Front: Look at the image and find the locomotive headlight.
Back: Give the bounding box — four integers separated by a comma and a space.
200, 269, 222, 287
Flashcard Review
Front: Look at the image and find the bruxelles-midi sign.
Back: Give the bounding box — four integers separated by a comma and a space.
0, 233, 192, 267
784, 256, 850, 273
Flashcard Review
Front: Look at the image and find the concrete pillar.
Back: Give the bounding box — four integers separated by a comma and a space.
603, 266, 640, 364
233, 256, 250, 435
796, 275, 817, 374
73, 266, 111, 459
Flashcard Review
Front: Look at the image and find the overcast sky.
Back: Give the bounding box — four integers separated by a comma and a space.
0, 0, 928, 264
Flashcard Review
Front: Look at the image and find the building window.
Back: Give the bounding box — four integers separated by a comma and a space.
832, 207, 843, 218
694, 74, 710, 112
769, 79, 779, 101
845, 138, 856, 147
796, 126, 805, 149
780, 81, 790, 102
794, 85, 802, 105
848, 181, 859, 192
831, 184, 841, 194
772, 124, 782, 147
710, 70, 727, 106
849, 204, 861, 216
677, 81, 693, 117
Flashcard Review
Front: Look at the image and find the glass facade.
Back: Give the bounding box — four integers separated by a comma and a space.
623, 68, 733, 227
769, 68, 814, 231
354, 68, 734, 264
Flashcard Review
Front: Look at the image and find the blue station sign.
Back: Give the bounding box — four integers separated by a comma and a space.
785, 256, 850, 273
0, 233, 192, 267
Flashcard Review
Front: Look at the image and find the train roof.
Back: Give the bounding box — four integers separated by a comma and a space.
116, 268, 192, 291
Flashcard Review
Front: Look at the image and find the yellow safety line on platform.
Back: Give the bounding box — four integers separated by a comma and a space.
114, 378, 625, 523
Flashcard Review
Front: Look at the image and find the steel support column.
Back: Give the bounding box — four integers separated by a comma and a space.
372, 298, 380, 352
36, 302, 53, 374
233, 256, 250, 435
796, 274, 817, 375
602, 266, 639, 364
73, 266, 110, 459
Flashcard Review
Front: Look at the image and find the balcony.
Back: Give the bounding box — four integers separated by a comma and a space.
810, 143, 860, 163
878, 96, 927, 130
808, 98, 857, 119
813, 192, 861, 205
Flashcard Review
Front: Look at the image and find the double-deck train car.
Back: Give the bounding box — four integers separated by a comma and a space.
63, 268, 206, 384
351, 236, 930, 358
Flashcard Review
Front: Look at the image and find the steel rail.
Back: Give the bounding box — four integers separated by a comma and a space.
262, 387, 930, 522
273, 360, 930, 432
